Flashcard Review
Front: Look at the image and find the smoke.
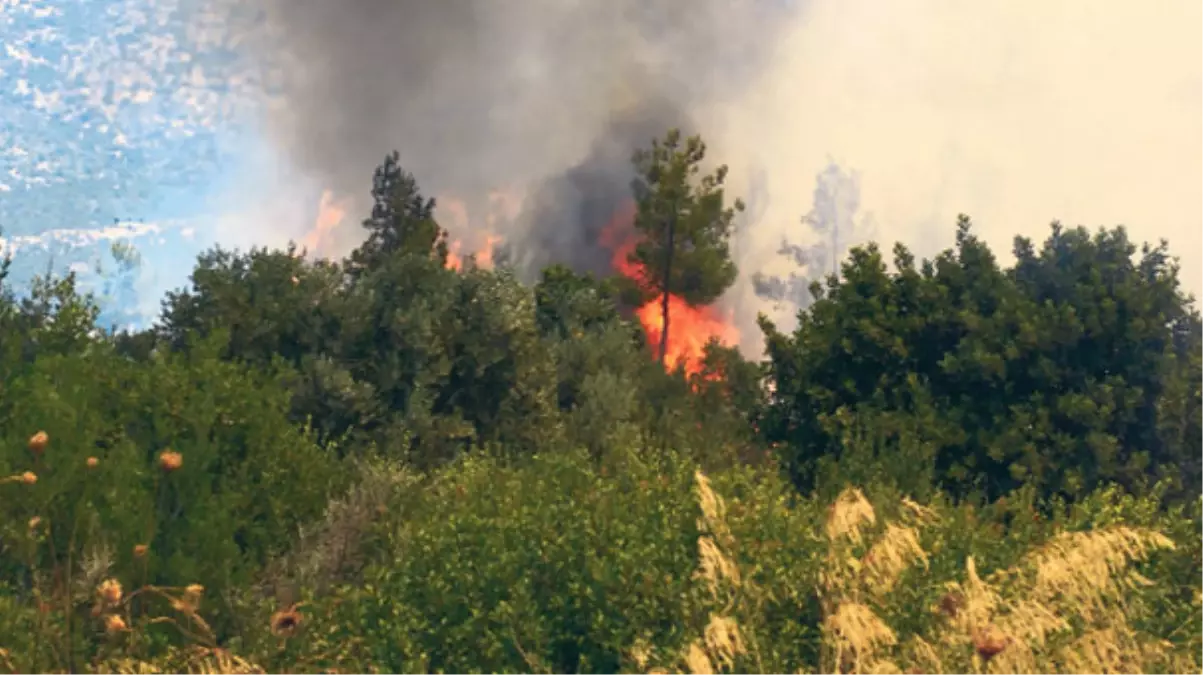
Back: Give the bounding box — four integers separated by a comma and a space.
751, 162, 877, 310
709, 0, 1202, 345
220, 0, 1200, 358
240, 0, 790, 273
502, 96, 701, 280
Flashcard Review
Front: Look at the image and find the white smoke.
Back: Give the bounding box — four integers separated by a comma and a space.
708, 0, 1202, 346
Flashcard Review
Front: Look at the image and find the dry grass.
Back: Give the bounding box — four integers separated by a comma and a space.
106, 647, 265, 674
672, 471, 753, 675
818, 483, 1193, 673
659, 479, 1197, 675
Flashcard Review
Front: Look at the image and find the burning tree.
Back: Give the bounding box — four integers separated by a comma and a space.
625, 130, 743, 365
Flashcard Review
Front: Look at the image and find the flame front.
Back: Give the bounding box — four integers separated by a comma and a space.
439, 193, 509, 271
601, 201, 740, 375
445, 233, 503, 271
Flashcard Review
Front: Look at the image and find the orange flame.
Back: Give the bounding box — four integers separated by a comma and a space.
301, 190, 350, 257
446, 233, 503, 271
439, 193, 511, 271
601, 201, 740, 375
302, 189, 511, 268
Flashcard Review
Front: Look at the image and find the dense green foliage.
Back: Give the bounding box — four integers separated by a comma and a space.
760, 217, 1202, 505
0, 134, 1198, 673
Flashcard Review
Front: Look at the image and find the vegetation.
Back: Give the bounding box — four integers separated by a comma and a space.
0, 132, 1198, 673
625, 129, 743, 364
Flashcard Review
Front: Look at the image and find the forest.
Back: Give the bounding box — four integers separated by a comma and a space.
0, 129, 1200, 674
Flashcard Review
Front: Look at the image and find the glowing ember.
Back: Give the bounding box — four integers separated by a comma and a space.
600, 200, 740, 375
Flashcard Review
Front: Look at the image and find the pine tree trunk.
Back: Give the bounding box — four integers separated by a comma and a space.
659, 212, 675, 364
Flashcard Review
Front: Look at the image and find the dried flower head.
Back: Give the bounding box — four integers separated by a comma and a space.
938, 591, 964, 619
103, 613, 127, 635
270, 606, 303, 638
973, 625, 1010, 662
28, 431, 49, 454
97, 578, 123, 608
86, 456, 99, 469
20, 471, 37, 485
158, 450, 183, 473
133, 544, 149, 558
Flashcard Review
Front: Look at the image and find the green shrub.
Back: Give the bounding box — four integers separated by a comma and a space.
312, 448, 708, 673
0, 332, 345, 645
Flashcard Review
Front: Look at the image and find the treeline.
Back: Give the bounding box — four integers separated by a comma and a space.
0, 130, 1198, 673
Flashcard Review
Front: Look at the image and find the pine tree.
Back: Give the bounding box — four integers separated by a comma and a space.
627, 129, 743, 363
348, 151, 449, 276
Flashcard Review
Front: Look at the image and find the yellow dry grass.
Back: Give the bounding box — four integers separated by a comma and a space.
107, 648, 265, 675
662, 478, 1196, 675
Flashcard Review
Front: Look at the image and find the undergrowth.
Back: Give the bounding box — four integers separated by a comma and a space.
1, 430, 1197, 674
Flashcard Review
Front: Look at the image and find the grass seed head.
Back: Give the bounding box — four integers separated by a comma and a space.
183, 583, 205, 609
826, 488, 877, 544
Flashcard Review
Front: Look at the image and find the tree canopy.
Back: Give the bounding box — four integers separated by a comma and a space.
0, 140, 1198, 673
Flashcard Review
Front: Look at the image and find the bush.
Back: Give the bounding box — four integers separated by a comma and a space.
309, 448, 710, 673
0, 331, 345, 657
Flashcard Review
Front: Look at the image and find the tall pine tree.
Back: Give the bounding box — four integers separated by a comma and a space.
347, 151, 449, 276
627, 129, 743, 363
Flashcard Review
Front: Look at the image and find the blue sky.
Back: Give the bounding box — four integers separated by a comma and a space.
1, 0, 274, 325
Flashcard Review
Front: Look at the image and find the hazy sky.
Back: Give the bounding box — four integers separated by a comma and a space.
711, 0, 1202, 331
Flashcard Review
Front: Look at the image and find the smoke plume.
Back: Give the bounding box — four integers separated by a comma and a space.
226, 0, 1200, 357
243, 0, 789, 276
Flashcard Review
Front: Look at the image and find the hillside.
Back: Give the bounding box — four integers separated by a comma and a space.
0, 140, 1199, 674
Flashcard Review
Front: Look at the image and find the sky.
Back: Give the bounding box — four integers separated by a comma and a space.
0, 0, 278, 324
711, 0, 1203, 335
1, 0, 1199, 335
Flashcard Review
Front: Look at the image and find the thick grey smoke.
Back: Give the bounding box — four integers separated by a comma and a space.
244, 0, 790, 274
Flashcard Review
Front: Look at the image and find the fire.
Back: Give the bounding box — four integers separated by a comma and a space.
302, 187, 739, 376
301, 190, 351, 257
438, 193, 510, 271
600, 200, 740, 375
445, 233, 503, 271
